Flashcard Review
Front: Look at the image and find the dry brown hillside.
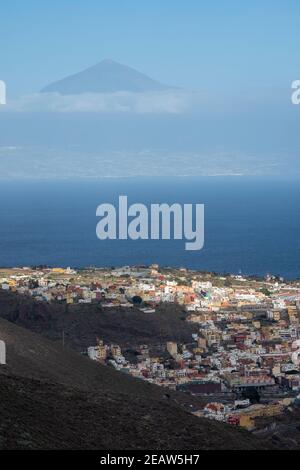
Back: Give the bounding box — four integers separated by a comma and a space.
0, 317, 270, 450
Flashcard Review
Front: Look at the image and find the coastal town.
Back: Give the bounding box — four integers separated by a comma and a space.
1, 264, 300, 431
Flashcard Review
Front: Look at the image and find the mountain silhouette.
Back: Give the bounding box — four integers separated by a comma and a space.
41, 59, 172, 94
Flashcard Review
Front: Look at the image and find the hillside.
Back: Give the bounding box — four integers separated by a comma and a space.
0, 290, 198, 352
0, 317, 268, 450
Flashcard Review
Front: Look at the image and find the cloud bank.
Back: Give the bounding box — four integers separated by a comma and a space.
3, 90, 195, 114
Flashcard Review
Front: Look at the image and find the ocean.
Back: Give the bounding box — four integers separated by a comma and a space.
0, 176, 299, 279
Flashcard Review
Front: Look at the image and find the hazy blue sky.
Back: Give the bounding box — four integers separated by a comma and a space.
1, 0, 300, 179
1, 0, 300, 96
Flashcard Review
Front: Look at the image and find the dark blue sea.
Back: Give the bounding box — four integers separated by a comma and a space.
0, 177, 299, 279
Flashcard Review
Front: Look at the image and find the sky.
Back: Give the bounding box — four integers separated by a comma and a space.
1, 0, 300, 97
0, 1, 300, 179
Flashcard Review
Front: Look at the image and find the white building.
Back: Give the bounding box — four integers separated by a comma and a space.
0, 340, 6, 365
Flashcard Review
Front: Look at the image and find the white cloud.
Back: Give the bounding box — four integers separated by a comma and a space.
3, 90, 195, 114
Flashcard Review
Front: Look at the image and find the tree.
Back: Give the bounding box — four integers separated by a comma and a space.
260, 288, 271, 296
241, 387, 260, 404
132, 295, 143, 305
